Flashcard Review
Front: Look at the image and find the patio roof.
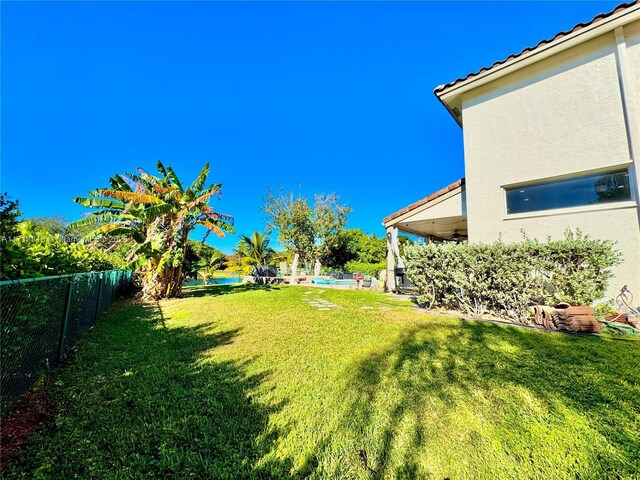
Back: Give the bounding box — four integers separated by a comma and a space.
382, 178, 465, 225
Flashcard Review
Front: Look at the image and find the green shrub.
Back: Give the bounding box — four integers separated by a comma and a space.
1, 222, 120, 280
344, 260, 386, 278
403, 230, 620, 321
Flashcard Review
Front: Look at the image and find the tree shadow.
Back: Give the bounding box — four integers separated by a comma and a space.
5, 300, 293, 479
342, 319, 640, 479
182, 283, 282, 299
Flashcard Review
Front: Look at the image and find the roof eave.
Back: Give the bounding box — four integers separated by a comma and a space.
382, 178, 465, 227
434, 2, 640, 125
434, 91, 463, 128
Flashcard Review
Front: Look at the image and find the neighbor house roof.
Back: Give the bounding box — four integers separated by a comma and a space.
383, 178, 465, 225
434, 1, 640, 124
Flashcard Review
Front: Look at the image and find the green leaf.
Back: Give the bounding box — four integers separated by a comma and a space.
166, 166, 184, 193
73, 197, 125, 209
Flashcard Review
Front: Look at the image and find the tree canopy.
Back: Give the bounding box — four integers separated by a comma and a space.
0, 196, 121, 280
236, 232, 275, 267
320, 228, 386, 269
71, 161, 233, 299
262, 189, 350, 268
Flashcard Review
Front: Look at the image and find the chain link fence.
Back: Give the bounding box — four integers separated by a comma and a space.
0, 270, 132, 418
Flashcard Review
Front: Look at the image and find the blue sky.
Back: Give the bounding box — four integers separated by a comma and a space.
1, 1, 621, 253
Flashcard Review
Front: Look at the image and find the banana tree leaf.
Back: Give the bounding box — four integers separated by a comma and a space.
108, 175, 130, 192
73, 197, 125, 209
166, 166, 184, 193
100, 189, 163, 205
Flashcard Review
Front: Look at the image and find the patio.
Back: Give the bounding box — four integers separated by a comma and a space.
383, 179, 467, 292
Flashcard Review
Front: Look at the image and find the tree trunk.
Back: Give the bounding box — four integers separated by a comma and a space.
140, 264, 184, 300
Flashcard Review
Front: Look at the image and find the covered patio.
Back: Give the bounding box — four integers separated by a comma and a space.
382, 178, 467, 292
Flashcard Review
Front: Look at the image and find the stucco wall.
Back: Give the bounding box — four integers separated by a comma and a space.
626, 19, 640, 97
461, 27, 640, 300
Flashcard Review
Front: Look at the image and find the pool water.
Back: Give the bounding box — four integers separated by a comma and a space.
311, 278, 356, 285
185, 277, 242, 286
212, 277, 243, 285
311, 278, 380, 286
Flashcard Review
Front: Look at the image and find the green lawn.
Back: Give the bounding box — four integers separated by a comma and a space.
5, 285, 639, 479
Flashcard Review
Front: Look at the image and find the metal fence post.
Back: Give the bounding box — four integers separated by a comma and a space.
57, 277, 74, 362
94, 273, 104, 321
1, 269, 130, 419
111, 271, 117, 302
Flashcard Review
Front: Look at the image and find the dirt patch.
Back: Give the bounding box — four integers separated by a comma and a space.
0, 350, 77, 471
0, 383, 52, 470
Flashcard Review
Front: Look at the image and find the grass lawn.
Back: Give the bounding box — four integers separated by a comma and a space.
5, 285, 639, 479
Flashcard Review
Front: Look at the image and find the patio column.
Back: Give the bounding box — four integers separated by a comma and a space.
385, 226, 396, 292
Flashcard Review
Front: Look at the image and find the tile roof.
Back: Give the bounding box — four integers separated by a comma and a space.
434, 1, 638, 95
383, 178, 465, 225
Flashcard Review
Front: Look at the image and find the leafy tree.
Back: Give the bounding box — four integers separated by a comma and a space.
200, 250, 228, 278
1, 221, 119, 280
262, 189, 350, 269
320, 229, 385, 269
318, 232, 352, 268
1, 194, 23, 279
0, 194, 22, 242
71, 161, 234, 299
225, 253, 254, 276
183, 240, 227, 280
0, 195, 124, 280
236, 231, 275, 266
25, 214, 113, 242
398, 234, 414, 253
28, 215, 68, 236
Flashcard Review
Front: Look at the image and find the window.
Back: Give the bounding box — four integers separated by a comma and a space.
505, 169, 631, 214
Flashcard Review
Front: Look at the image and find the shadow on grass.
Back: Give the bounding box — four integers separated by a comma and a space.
342, 319, 640, 479
4, 300, 293, 479
182, 283, 282, 299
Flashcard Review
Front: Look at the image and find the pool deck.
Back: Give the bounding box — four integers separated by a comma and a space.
247, 275, 380, 290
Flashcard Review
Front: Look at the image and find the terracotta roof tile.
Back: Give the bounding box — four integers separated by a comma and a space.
434, 1, 638, 96
382, 178, 465, 225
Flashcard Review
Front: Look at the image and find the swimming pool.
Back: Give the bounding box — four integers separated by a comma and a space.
212, 277, 243, 285
311, 278, 356, 286
311, 277, 379, 286
185, 277, 242, 286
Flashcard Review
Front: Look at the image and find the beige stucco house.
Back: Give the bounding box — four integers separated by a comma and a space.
383, 2, 640, 300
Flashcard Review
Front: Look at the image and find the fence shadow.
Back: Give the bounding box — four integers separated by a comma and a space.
182, 283, 281, 298
5, 300, 294, 479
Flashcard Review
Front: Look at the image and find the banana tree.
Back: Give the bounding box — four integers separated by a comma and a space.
70, 161, 234, 299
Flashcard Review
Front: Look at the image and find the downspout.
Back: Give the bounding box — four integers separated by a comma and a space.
614, 26, 640, 211
612, 26, 640, 297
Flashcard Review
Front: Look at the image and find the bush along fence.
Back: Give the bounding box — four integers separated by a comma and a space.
0, 270, 132, 418
403, 231, 620, 323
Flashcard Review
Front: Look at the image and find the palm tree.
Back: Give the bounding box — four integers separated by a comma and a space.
70, 161, 234, 299
197, 250, 228, 284
237, 231, 275, 266
207, 250, 228, 270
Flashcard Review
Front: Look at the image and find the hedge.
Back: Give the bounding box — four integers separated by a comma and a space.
403, 231, 620, 322
345, 260, 386, 278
